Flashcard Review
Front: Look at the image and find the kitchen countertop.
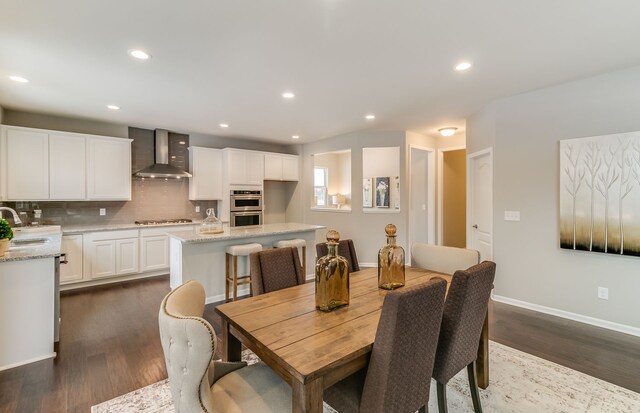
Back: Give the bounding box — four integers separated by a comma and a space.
0, 229, 62, 263
62, 221, 201, 235
167, 223, 326, 244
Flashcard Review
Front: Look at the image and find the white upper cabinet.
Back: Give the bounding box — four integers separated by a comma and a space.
6, 129, 50, 200
49, 133, 86, 200
264, 153, 299, 182
225, 149, 264, 185
86, 136, 132, 200
189, 147, 223, 200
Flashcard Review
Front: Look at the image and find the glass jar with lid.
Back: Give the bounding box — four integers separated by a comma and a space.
199, 208, 224, 234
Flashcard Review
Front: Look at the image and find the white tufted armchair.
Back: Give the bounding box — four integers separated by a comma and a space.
158, 280, 292, 412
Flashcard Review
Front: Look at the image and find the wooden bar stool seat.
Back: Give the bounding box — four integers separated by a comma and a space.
273, 238, 307, 277
225, 243, 262, 302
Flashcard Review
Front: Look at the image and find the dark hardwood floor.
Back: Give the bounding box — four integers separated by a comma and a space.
0, 275, 638, 413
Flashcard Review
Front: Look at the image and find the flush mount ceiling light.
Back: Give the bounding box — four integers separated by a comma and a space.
219, 123, 229, 128
106, 105, 120, 110
292, 135, 300, 139
454, 62, 472, 71
365, 114, 376, 120
9, 75, 29, 83
438, 127, 458, 137
282, 92, 295, 99
129, 49, 151, 60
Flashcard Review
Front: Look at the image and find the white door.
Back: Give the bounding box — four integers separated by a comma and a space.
282, 156, 299, 181
264, 154, 283, 181
6, 129, 49, 200
140, 235, 169, 272
189, 147, 223, 200
86, 137, 131, 200
49, 133, 86, 200
467, 149, 493, 261
116, 238, 139, 275
86, 240, 117, 279
246, 152, 265, 184
60, 235, 84, 284
409, 147, 436, 256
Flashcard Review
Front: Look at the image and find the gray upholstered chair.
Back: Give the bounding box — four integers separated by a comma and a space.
324, 278, 447, 413
432, 261, 496, 413
250, 247, 306, 296
411, 243, 480, 274
158, 280, 291, 413
316, 238, 360, 272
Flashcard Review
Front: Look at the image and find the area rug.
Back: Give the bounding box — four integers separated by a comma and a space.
92, 342, 640, 412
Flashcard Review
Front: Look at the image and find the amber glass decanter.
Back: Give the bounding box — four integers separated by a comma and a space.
315, 230, 350, 312
378, 224, 405, 290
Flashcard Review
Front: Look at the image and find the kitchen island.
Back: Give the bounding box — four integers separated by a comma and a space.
168, 223, 325, 303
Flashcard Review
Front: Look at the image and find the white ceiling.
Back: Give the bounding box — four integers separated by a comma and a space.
2, 0, 640, 143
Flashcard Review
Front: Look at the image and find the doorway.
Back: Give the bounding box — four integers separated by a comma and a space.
467, 148, 493, 260
438, 148, 467, 247
408, 146, 435, 260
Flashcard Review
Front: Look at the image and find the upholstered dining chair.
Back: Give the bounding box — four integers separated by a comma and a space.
316, 238, 360, 272
324, 278, 447, 413
411, 243, 480, 275
250, 247, 306, 296
431, 261, 496, 413
158, 280, 291, 413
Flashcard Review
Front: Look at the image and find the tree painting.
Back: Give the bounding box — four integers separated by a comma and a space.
560, 132, 640, 257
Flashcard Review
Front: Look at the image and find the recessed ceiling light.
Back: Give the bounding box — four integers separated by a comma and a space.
365, 114, 376, 120
106, 105, 120, 110
292, 135, 300, 139
9, 75, 29, 83
219, 123, 229, 128
282, 92, 295, 99
454, 62, 472, 71
438, 127, 458, 137
129, 49, 151, 60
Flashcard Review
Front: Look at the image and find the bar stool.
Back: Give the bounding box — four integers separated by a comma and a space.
273, 239, 307, 276
225, 243, 262, 301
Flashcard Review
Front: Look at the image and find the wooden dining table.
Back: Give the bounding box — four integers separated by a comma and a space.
216, 266, 490, 413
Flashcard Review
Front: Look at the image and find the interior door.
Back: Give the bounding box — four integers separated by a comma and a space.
468, 149, 493, 260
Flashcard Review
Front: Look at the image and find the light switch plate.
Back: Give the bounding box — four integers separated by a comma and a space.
504, 210, 520, 221
99, 208, 106, 216
195, 206, 200, 213
597, 286, 609, 300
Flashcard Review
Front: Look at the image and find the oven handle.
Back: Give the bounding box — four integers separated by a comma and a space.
231, 211, 263, 216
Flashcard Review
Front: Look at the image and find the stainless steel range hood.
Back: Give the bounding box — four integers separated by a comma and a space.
133, 129, 192, 179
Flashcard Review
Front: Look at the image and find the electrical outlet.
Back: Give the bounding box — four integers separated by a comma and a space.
597, 287, 609, 300
195, 206, 200, 213
504, 210, 521, 221
99, 208, 106, 216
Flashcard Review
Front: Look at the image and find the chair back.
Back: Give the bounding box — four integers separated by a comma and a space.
158, 281, 215, 413
250, 247, 305, 295
411, 243, 479, 274
432, 261, 496, 384
359, 278, 447, 413
316, 239, 360, 272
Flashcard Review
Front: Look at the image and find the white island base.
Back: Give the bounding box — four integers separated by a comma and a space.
168, 223, 324, 303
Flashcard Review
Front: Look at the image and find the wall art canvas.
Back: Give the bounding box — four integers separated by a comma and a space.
393, 176, 400, 209
375, 177, 390, 208
363, 178, 373, 208
560, 131, 640, 256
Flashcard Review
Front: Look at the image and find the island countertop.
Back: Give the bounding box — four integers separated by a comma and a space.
167, 222, 325, 244
0, 227, 62, 263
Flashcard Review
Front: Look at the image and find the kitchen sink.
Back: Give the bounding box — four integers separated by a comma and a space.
11, 238, 49, 247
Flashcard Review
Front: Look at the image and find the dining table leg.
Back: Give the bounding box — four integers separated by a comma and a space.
476, 310, 490, 389
292, 377, 323, 413
222, 319, 242, 362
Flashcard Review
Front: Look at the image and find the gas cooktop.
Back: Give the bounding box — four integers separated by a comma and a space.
134, 219, 193, 226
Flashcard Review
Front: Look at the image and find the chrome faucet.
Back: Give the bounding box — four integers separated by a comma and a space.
0, 207, 22, 225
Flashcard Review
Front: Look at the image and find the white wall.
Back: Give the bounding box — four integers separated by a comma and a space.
467, 65, 640, 331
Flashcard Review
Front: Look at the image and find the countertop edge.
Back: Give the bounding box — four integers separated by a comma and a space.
168, 224, 326, 244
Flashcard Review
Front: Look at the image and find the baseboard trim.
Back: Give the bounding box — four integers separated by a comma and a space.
492, 294, 640, 338
359, 262, 376, 268
0, 352, 56, 372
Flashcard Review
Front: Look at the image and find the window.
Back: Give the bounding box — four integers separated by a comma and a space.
314, 167, 328, 206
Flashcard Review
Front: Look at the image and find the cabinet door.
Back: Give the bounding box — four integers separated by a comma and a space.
86, 239, 117, 279
86, 137, 131, 200
227, 150, 246, 185
246, 152, 264, 184
49, 133, 86, 200
60, 235, 84, 284
116, 238, 139, 275
6, 129, 49, 200
189, 147, 223, 200
140, 235, 169, 272
282, 156, 299, 181
264, 154, 283, 181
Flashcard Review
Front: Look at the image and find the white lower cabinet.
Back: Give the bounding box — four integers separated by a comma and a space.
60, 235, 84, 284
83, 230, 139, 280
140, 227, 170, 272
